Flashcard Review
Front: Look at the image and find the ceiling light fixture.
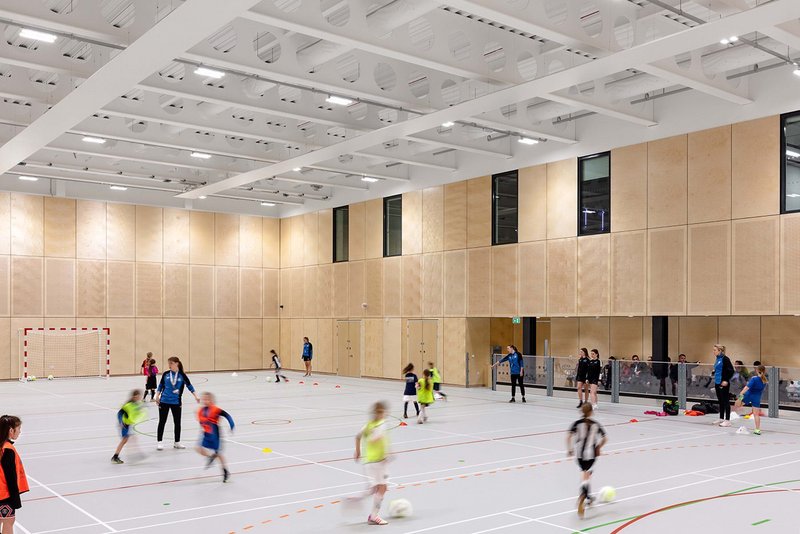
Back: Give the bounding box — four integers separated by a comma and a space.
194, 67, 225, 79
109, 185, 128, 191
794, 66, 800, 77
787, 193, 800, 198
198, 195, 207, 199
82, 136, 106, 144
19, 28, 57, 43
787, 149, 800, 158
326, 95, 354, 106
261, 202, 276, 207
517, 137, 539, 145
361, 176, 379, 183
292, 167, 302, 172
18, 176, 39, 181
190, 152, 212, 159
441, 121, 455, 128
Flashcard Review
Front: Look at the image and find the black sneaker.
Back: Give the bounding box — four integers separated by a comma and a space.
223, 468, 230, 483
522, 397, 527, 403
509, 398, 516, 403
111, 455, 123, 464
577, 401, 583, 408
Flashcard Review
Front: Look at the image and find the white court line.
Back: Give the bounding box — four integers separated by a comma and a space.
693, 471, 800, 496
26, 474, 117, 533
16, 521, 32, 534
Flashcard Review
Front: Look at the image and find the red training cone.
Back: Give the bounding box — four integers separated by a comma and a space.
629, 418, 638, 423
399, 422, 408, 427
335, 385, 341, 388
313, 382, 319, 386
299, 381, 304, 384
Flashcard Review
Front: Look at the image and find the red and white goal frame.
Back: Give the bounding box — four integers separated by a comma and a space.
19, 327, 110, 381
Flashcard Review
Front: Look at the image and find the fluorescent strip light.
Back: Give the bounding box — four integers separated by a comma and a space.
787, 194, 800, 198
720, 38, 729, 45
198, 195, 207, 199
261, 202, 276, 207
82, 136, 106, 144
19, 28, 57, 43
517, 137, 539, 145
109, 185, 128, 191
729, 36, 739, 42
18, 176, 39, 182
787, 149, 800, 158
194, 67, 225, 79
292, 167, 302, 172
190, 152, 212, 159
326, 95, 354, 106
361, 177, 379, 183
441, 121, 455, 128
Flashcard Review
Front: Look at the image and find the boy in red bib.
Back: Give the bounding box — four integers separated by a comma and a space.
196, 392, 235, 482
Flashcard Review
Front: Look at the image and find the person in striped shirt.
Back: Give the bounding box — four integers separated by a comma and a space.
567, 403, 607, 518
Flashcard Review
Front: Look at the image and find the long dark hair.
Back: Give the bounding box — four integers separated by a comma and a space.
168, 356, 184, 373
403, 363, 414, 374
579, 348, 589, 358
422, 369, 433, 391
0, 415, 21, 444
509, 345, 519, 354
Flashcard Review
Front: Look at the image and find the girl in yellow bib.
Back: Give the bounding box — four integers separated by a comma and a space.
417, 369, 435, 424
354, 402, 390, 525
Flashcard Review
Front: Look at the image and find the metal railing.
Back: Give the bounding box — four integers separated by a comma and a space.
491, 354, 796, 417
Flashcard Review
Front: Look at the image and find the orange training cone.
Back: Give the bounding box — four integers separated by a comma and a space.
299, 381, 304, 384
629, 418, 638, 423
399, 422, 408, 427
335, 385, 341, 388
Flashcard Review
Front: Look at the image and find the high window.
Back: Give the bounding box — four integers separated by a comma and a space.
782, 111, 800, 213
383, 195, 402, 257
333, 205, 349, 262
492, 170, 519, 245
578, 152, 611, 235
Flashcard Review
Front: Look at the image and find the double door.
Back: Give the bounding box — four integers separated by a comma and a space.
406, 319, 438, 373
336, 320, 362, 377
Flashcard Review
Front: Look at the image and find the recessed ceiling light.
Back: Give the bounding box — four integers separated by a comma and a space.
787, 149, 800, 158
18, 176, 38, 181
82, 136, 106, 144
720, 38, 729, 45
326, 95, 354, 106
190, 152, 212, 159
729, 36, 739, 42
198, 195, 207, 199
19, 28, 57, 43
292, 167, 302, 172
109, 185, 128, 191
194, 67, 225, 79
441, 121, 455, 128
517, 137, 538, 145
361, 177, 379, 183
261, 202, 276, 207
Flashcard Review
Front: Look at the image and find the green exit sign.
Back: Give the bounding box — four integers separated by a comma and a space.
512, 317, 521, 324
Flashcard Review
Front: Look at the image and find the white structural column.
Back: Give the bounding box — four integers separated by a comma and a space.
0, 0, 262, 175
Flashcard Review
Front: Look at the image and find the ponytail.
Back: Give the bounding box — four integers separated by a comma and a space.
0, 415, 21, 444
757, 365, 768, 384
168, 356, 184, 374
402, 363, 414, 375
422, 369, 433, 391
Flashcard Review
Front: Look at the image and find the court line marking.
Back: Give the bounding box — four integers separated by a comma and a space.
26, 474, 117, 532
16, 521, 32, 534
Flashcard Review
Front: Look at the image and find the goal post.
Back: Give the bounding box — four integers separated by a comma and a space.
19, 328, 110, 381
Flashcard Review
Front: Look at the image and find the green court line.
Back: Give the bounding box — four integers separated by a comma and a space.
571, 516, 638, 533
752, 519, 771, 526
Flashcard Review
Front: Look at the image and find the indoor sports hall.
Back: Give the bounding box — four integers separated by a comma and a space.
1, 1, 800, 533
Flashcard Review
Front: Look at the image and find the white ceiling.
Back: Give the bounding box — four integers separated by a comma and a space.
1, 0, 800, 217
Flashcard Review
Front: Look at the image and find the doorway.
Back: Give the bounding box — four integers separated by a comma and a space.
336, 320, 362, 377
406, 319, 438, 373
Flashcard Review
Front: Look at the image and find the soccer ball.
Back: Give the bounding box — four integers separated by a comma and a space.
597, 486, 616, 503
388, 498, 413, 518
29, 375, 37, 381
47, 375, 54, 381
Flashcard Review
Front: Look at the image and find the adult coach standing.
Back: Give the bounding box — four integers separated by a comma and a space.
712, 344, 734, 427
491, 345, 525, 403
155, 356, 199, 450
302, 337, 313, 377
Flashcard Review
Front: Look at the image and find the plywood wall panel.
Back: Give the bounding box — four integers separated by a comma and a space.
467, 247, 492, 316
317, 263, 333, 317
383, 257, 402, 317
290, 267, 304, 318
279, 319, 292, 369
678, 317, 718, 362
518, 164, 547, 242
688, 222, 730, 315
579, 317, 610, 359
263, 268, 280, 318
11, 194, 43, 257
76, 260, 105, 317
289, 216, 304, 268
279, 269, 292, 318
0, 193, 9, 256
648, 135, 688, 228
609, 317, 644, 359
106, 318, 133, 375
214, 319, 239, 370
732, 216, 779, 315
444, 181, 467, 250
349, 261, 366, 318
189, 318, 214, 371
442, 317, 465, 385
135, 318, 162, 373
239, 215, 262, 268
611, 231, 647, 316
315, 318, 334, 373
190, 265, 214, 318
349, 202, 365, 261
163, 264, 188, 317
550, 317, 580, 357
518, 241, 547, 317
280, 217, 291, 269
688, 126, 731, 224
45, 258, 75, 316
239, 319, 262, 369
289, 319, 305, 370
214, 213, 239, 267
443, 250, 467, 317
333, 262, 349, 318
303, 212, 318, 266
302, 266, 318, 318
262, 318, 280, 368
135, 206, 162, 263
648, 227, 687, 315
0, 257, 7, 317
316, 209, 332, 265
106, 204, 135, 261
491, 245, 518, 317
732, 116, 780, 219
611, 144, 647, 232
365, 259, 383, 317
364, 318, 383, 377
135, 263, 162, 317
44, 198, 76, 258
76, 200, 106, 260
240, 268, 262, 318
382, 318, 402, 379
402, 255, 422, 317
546, 159, 578, 239
190, 211, 215, 265
718, 316, 760, 363
215, 267, 239, 318
467, 176, 491, 248
163, 209, 190, 264
760, 316, 800, 367
365, 199, 383, 259
781, 214, 800, 314
422, 253, 443, 317
547, 238, 577, 317
402, 190, 423, 255
163, 318, 189, 366
577, 234, 610, 316
422, 186, 444, 253
263, 217, 281, 268
106, 261, 134, 317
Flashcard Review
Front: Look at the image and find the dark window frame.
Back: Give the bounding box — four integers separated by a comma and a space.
383, 194, 402, 257
781, 110, 800, 214
491, 170, 519, 246
578, 151, 611, 236
332, 205, 349, 263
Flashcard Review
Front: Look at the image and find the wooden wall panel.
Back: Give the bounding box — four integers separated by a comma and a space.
106, 318, 133, 375
349, 202, 365, 261
491, 245, 518, 317
688, 126, 731, 224
365, 199, 383, 260
365, 259, 383, 317
382, 318, 402, 379
467, 176, 491, 248
578, 234, 610, 316
76, 200, 106, 260
263, 217, 281, 268
0, 193, 9, 256
302, 212, 318, 266
443, 250, 467, 317
289, 319, 305, 370
106, 261, 134, 317
135, 206, 163, 263
190, 211, 215, 265
239, 215, 262, 268
403, 190, 423, 255
317, 264, 333, 317
263, 269, 280, 318
0, 257, 7, 316
402, 255, 422, 317
215, 267, 239, 318
718, 316, 760, 363
77, 260, 105, 317
364, 318, 383, 377
648, 227, 687, 315
333, 262, 349, 318
442, 317, 465, 385
290, 216, 304, 268
214, 319, 239, 370
262, 318, 280, 368
609, 317, 643, 359
189, 319, 214, 371
444, 181, 467, 250
579, 317, 610, 360
44, 198, 76, 258
135, 263, 162, 317
465, 318, 488, 385
163, 264, 188, 317
732, 116, 780, 219
467, 247, 492, 316
422, 186, 444, 253
760, 316, 800, 367
349, 261, 366, 318
280, 217, 291, 269
135, 318, 163, 373
215, 213, 239, 267
732, 216, 779, 315
106, 204, 136, 261
0, 318, 8, 378
518, 241, 547, 317
316, 209, 332, 265
550, 317, 580, 357
648, 135, 688, 228
240, 268, 262, 318
302, 266, 318, 318
190, 265, 214, 318
546, 159, 577, 239
290, 267, 304, 318
11, 194, 43, 256
422, 253, 443, 317
518, 164, 547, 242
315, 318, 334, 373
279, 269, 292, 318
547, 238, 577, 317
45, 258, 75, 316
688, 222, 731, 315
781, 214, 800, 314
163, 318, 189, 365
678, 317, 717, 362
611, 231, 647, 316
611, 144, 647, 232
163, 209, 190, 264
278, 318, 292, 368
383, 257, 402, 317
239, 319, 262, 369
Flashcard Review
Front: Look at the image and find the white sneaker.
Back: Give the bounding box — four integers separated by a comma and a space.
719, 420, 731, 427
592, 404, 598, 410
157, 442, 164, 450
736, 426, 748, 434
711, 420, 721, 426
174, 442, 186, 449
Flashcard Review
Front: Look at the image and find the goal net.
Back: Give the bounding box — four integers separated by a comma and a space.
19, 328, 110, 381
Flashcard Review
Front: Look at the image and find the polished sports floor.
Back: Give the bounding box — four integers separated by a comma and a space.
6, 371, 800, 534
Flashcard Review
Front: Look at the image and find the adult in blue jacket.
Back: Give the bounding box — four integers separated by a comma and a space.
492, 345, 526, 403
155, 356, 199, 450
302, 337, 313, 377
712, 344, 735, 427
